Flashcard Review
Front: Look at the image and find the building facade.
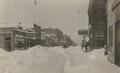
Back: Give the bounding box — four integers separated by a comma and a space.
0, 27, 27, 51
33, 24, 41, 45
88, 0, 107, 49
0, 24, 41, 51
107, 0, 120, 66
26, 32, 36, 48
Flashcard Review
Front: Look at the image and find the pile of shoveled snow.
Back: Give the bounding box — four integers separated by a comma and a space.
0, 45, 65, 73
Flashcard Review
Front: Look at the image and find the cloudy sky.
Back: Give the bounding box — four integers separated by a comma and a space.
0, 0, 89, 42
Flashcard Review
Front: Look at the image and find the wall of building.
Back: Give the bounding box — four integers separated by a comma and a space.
107, 0, 120, 66
14, 29, 27, 50
26, 32, 36, 47
88, 0, 107, 49
107, 0, 115, 64
112, 0, 120, 66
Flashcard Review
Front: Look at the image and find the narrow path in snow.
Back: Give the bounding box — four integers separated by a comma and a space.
64, 46, 120, 73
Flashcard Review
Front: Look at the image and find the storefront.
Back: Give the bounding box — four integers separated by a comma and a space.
26, 32, 36, 47
13, 29, 27, 50
0, 24, 42, 51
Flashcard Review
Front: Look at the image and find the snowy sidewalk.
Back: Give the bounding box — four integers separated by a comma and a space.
64, 46, 120, 73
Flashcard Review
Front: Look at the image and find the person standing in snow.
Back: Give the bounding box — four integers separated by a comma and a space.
85, 36, 89, 52
81, 36, 86, 51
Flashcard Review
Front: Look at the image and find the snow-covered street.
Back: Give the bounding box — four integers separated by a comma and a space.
0, 46, 120, 73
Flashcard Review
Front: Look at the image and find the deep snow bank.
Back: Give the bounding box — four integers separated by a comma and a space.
64, 47, 120, 73
0, 45, 65, 73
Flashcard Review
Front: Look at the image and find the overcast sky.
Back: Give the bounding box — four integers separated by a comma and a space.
0, 0, 89, 42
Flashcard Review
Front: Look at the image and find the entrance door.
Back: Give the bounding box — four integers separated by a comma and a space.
115, 23, 120, 66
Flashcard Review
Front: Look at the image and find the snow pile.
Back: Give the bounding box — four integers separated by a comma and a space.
65, 47, 120, 73
1, 46, 120, 73
48, 46, 65, 55
65, 46, 87, 67
0, 45, 65, 73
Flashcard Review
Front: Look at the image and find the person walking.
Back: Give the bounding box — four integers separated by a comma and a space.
104, 45, 108, 56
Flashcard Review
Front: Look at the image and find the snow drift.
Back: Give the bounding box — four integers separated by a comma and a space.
0, 45, 65, 73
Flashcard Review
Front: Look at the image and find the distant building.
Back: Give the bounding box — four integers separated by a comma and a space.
41, 28, 63, 46
0, 23, 41, 51
41, 30, 48, 46
33, 23, 41, 45
26, 31, 36, 48
0, 27, 27, 51
107, 0, 120, 66
42, 28, 63, 40
88, 0, 107, 49
62, 35, 74, 48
